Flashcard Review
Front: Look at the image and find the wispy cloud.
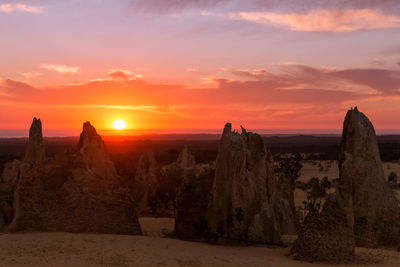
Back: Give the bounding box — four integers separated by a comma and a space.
65, 104, 157, 112
223, 9, 400, 32
0, 3, 45, 14
21, 72, 42, 79
128, 0, 228, 14
0, 100, 159, 112
40, 64, 80, 74
108, 69, 132, 80
368, 58, 386, 66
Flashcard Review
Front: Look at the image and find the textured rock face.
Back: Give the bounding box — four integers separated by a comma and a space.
175, 165, 214, 241
133, 152, 158, 214
2, 122, 141, 235
1, 160, 24, 188
388, 172, 398, 186
274, 177, 298, 235
205, 123, 280, 244
77, 121, 117, 178
24, 118, 45, 165
176, 145, 196, 170
291, 107, 400, 262
0, 160, 22, 227
339, 107, 400, 246
291, 196, 355, 263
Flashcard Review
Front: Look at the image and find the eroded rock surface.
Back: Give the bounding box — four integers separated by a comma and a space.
205, 123, 280, 244
292, 107, 400, 262
291, 196, 355, 263
175, 164, 214, 241
133, 152, 159, 214
176, 145, 196, 170
24, 118, 45, 166
77, 121, 117, 178
339, 107, 400, 246
274, 166, 298, 235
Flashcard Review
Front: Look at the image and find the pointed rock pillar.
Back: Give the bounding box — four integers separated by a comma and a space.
24, 117, 45, 165
205, 123, 281, 244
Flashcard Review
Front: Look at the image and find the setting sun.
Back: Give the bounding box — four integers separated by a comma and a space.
112, 119, 127, 130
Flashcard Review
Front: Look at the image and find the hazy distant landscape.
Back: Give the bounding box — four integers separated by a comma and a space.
3, 133, 400, 169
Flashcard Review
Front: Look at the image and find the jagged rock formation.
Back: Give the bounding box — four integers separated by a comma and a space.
291, 107, 400, 262
133, 152, 159, 214
1, 120, 141, 235
0, 160, 28, 188
339, 107, 400, 246
24, 118, 45, 165
388, 172, 398, 187
173, 146, 215, 240
0, 161, 21, 227
205, 123, 280, 244
291, 196, 355, 263
0, 118, 45, 227
274, 173, 298, 235
176, 145, 196, 170
77, 121, 117, 178
175, 164, 214, 241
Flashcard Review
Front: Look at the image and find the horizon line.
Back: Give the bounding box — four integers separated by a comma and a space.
2, 128, 400, 138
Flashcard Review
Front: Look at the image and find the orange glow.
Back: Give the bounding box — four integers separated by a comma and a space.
112, 119, 127, 130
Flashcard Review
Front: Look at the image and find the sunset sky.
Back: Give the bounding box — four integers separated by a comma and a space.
1, 0, 400, 135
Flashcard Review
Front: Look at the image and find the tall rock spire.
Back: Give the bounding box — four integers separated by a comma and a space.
339, 107, 399, 246
205, 123, 280, 244
77, 121, 116, 177
24, 117, 45, 165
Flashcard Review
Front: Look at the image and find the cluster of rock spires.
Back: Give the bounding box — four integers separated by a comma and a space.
0, 118, 141, 234
1, 106, 399, 263
175, 123, 297, 244
174, 107, 400, 261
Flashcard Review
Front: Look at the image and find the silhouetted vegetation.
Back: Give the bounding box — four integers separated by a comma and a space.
299, 177, 332, 219
274, 153, 303, 184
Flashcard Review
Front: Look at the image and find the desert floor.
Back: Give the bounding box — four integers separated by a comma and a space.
0, 217, 399, 267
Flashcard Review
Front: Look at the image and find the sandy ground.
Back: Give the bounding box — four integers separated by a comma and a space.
0, 218, 399, 266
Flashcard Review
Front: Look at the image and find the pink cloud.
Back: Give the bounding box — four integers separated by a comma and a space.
226, 9, 400, 31
21, 72, 42, 79
128, 0, 228, 13
0, 3, 45, 14
40, 64, 80, 74
108, 70, 132, 80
